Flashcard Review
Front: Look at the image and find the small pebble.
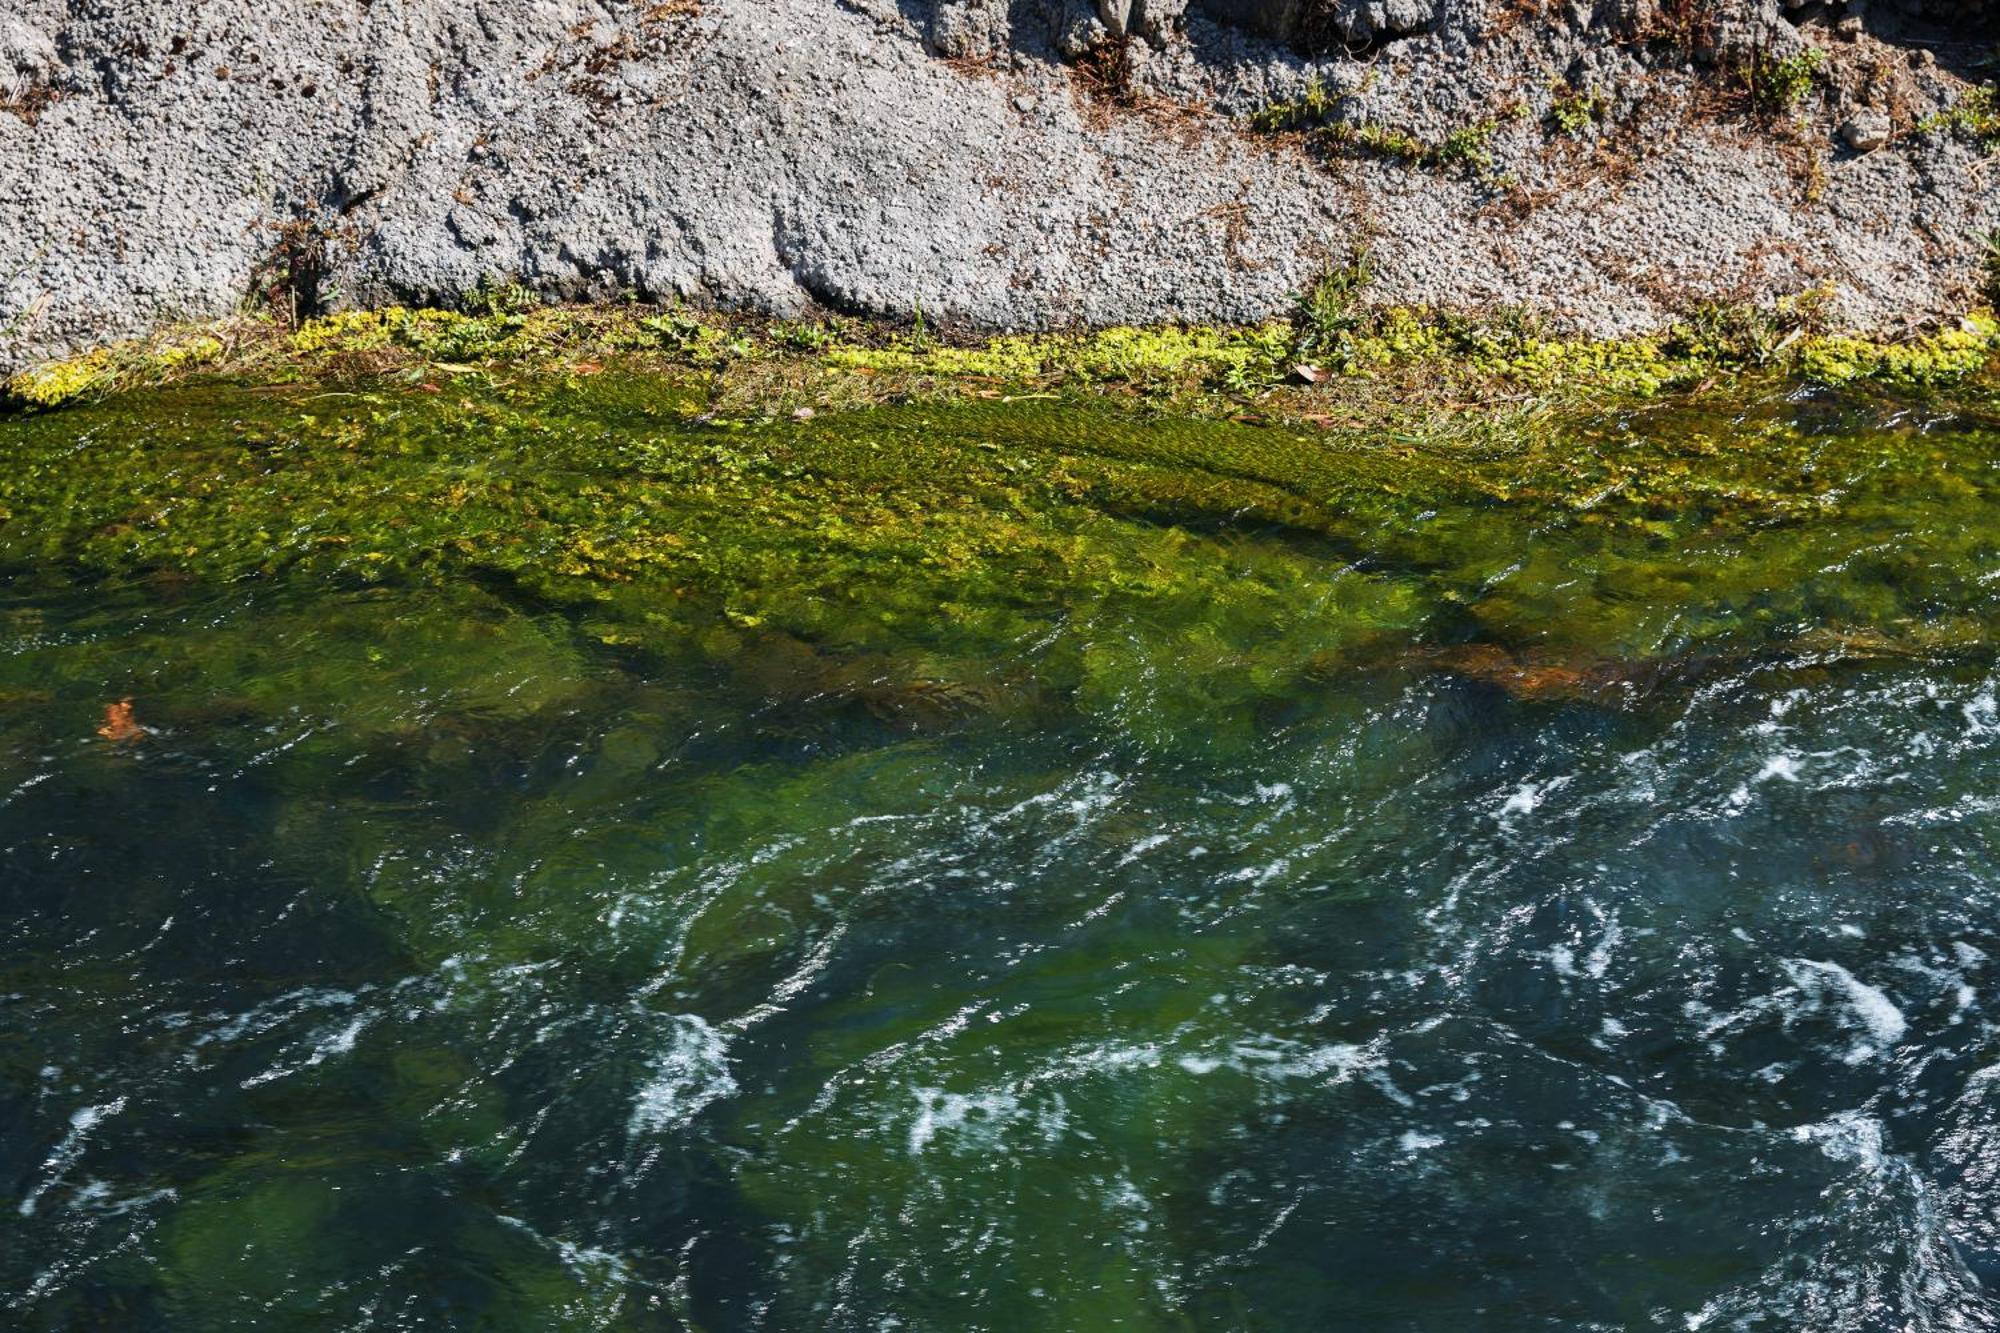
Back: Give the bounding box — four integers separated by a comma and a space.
1840, 110, 1891, 153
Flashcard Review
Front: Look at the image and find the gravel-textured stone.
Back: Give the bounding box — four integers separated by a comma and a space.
1842, 110, 1894, 152
0, 0, 1995, 373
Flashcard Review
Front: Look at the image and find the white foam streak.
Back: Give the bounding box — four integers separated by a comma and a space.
1783, 959, 1908, 1046
629, 1015, 736, 1135
18, 1098, 126, 1217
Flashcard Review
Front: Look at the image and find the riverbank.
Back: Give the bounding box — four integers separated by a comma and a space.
3, 0, 1998, 374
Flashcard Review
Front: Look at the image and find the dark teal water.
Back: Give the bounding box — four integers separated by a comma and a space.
6, 385, 2000, 1329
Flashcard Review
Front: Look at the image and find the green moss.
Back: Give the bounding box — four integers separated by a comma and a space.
811, 305, 1998, 401
8, 299, 1997, 428
1795, 314, 1997, 386
4, 349, 112, 407
289, 306, 534, 361
5, 324, 269, 410
822, 323, 1294, 387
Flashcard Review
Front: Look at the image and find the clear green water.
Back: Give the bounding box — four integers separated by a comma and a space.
5, 378, 2000, 1328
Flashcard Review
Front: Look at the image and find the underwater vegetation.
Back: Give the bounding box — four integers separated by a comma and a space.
6, 361, 2000, 1328
4, 364, 1997, 686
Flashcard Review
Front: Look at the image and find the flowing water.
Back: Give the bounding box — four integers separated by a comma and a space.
5, 376, 2000, 1329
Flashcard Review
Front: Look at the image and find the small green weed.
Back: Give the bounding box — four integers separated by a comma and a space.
1917, 84, 2000, 150
1433, 118, 1502, 173
1248, 76, 1337, 133
1746, 47, 1824, 119
638, 309, 752, 363
1291, 252, 1374, 367
1548, 88, 1605, 137
1247, 81, 1509, 181
771, 320, 847, 352
461, 278, 540, 318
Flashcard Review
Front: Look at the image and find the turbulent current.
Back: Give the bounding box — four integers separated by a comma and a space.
4, 375, 2000, 1328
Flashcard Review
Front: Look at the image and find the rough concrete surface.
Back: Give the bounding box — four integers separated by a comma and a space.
0, 0, 1996, 372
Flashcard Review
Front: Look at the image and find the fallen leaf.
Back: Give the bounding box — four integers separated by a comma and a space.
97, 698, 147, 743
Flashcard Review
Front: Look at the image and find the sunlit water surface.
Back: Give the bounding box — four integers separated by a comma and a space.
5, 382, 2000, 1329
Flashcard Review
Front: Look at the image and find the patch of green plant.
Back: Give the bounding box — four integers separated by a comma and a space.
1796, 317, 1996, 386
1247, 75, 1338, 133
8, 298, 1998, 419
1290, 252, 1374, 368
1313, 116, 1505, 180
1246, 85, 1428, 165
1917, 84, 2000, 150
1432, 117, 1502, 173
1745, 46, 1824, 119
637, 309, 754, 363
1248, 75, 1519, 181
822, 323, 1293, 390
1341, 120, 1430, 164
7, 370, 2000, 698
1548, 87, 1606, 137
1665, 302, 1793, 363
771, 319, 849, 352
3, 330, 235, 409
289, 306, 530, 361
460, 276, 541, 318
5, 349, 112, 408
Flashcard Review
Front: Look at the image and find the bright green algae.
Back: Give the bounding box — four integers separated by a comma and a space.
6, 373, 2000, 1328
7, 373, 2000, 865
4, 373, 1998, 672
9, 304, 1997, 411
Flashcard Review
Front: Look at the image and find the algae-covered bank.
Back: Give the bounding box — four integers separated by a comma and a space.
7, 342, 2000, 1328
